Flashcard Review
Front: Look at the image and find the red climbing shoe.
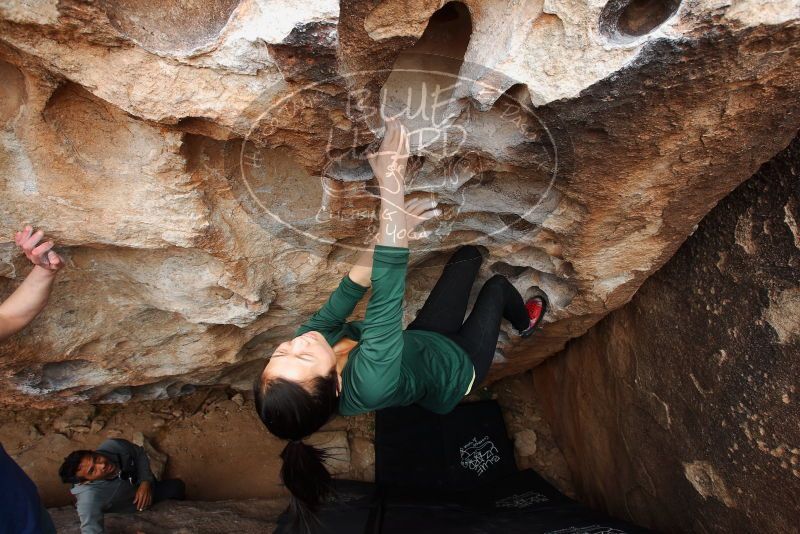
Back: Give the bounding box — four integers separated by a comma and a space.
519, 292, 548, 338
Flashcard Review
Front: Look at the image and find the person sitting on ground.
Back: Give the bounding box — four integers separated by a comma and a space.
58, 438, 186, 534
253, 118, 548, 531
1, 226, 65, 534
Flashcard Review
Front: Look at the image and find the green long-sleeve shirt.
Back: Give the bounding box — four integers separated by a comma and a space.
296, 245, 475, 416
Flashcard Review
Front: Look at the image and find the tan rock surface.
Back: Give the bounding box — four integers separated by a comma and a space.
0, 0, 799, 405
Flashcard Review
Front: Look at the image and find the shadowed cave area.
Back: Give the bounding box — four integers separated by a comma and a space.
0, 0, 799, 533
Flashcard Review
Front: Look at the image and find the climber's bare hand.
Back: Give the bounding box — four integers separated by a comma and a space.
367, 117, 409, 195
14, 226, 64, 273
405, 196, 441, 240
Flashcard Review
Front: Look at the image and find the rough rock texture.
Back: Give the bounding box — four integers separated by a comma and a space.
533, 134, 800, 533
1, 0, 799, 404
491, 373, 577, 497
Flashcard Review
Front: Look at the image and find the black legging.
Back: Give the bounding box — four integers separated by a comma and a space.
407, 246, 529, 387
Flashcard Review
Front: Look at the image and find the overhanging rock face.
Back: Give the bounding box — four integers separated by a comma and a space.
0, 0, 798, 405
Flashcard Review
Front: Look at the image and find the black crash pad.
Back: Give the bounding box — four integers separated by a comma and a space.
275, 400, 650, 534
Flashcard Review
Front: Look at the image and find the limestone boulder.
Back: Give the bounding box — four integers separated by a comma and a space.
0, 0, 799, 405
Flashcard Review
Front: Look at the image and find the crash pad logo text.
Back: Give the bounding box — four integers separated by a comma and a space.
459, 435, 500, 476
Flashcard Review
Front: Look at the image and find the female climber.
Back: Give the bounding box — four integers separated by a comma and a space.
253, 117, 547, 531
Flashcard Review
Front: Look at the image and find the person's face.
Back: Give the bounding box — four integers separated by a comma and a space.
76, 453, 117, 482
263, 331, 337, 385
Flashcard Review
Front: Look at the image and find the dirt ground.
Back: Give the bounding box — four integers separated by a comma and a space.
48, 499, 289, 533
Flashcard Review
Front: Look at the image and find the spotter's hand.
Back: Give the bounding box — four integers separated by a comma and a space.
133, 481, 153, 511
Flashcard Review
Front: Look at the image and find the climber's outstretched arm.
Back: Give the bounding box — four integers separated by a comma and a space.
349, 118, 409, 287
349, 119, 439, 286
0, 226, 64, 341
370, 117, 410, 249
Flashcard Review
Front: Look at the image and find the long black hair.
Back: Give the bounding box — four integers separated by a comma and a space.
58, 449, 93, 484
253, 368, 339, 533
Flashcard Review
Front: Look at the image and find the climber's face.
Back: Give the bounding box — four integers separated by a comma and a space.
264, 331, 337, 385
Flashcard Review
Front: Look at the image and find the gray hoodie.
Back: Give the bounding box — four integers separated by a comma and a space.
70, 439, 155, 534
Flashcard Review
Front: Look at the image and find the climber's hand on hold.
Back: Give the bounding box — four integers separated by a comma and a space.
367, 117, 410, 197
405, 196, 441, 241
14, 226, 64, 273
